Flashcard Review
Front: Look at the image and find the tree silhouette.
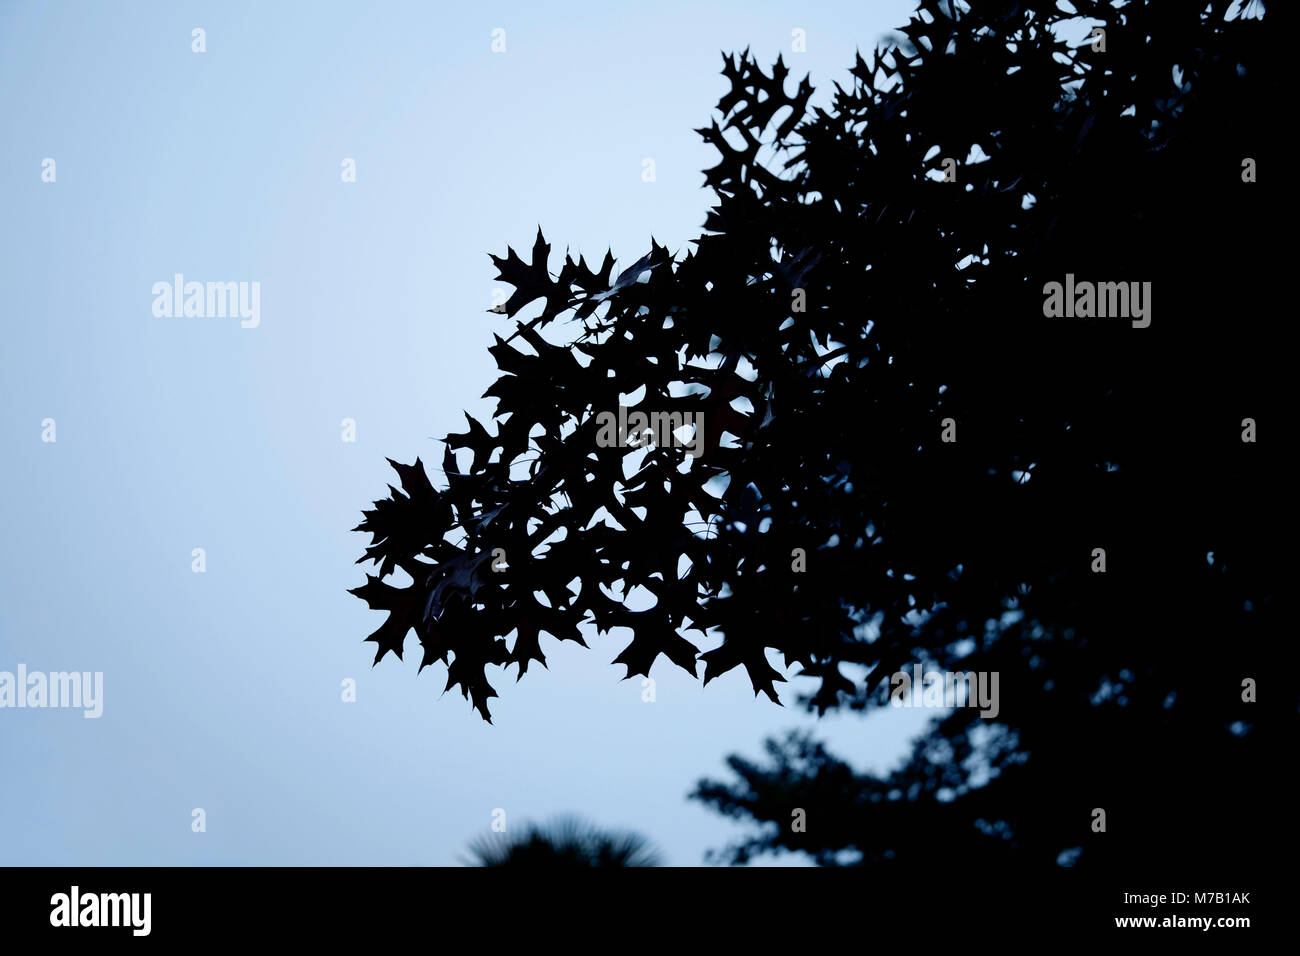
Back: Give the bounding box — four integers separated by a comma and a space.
353, 0, 1287, 874
462, 816, 662, 867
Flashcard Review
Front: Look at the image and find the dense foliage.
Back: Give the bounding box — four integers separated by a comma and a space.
355, 0, 1286, 870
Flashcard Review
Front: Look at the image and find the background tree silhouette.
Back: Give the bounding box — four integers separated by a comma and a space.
462, 816, 662, 867
354, 0, 1287, 874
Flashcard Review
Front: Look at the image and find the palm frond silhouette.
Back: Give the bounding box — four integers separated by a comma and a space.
462, 816, 662, 867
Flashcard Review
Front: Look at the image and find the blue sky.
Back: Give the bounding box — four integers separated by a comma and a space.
0, 0, 931, 865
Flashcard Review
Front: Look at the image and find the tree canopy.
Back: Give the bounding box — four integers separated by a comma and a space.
462, 816, 662, 868
354, 0, 1286, 871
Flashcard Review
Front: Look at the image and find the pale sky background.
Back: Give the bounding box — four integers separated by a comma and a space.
0, 0, 933, 865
